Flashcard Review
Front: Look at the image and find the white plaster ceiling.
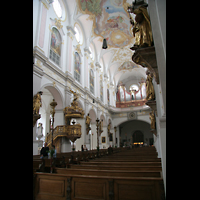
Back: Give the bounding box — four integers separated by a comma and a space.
67, 0, 147, 89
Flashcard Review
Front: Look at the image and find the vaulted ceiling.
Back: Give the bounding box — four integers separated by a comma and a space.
66, 0, 147, 90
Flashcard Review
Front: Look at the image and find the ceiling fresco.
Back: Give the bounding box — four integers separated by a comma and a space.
118, 61, 139, 71
74, 0, 147, 88
78, 0, 133, 48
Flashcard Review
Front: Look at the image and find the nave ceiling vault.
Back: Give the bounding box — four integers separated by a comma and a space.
69, 0, 147, 88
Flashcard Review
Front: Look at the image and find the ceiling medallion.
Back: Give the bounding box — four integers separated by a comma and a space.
128, 112, 136, 119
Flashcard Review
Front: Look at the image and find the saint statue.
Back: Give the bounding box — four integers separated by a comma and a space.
86, 113, 91, 135
33, 91, 43, 115
146, 70, 155, 101
107, 120, 111, 135
99, 119, 103, 135
149, 111, 156, 130
70, 89, 79, 103
129, 5, 153, 50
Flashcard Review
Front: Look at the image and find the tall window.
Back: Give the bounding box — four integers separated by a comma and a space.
74, 24, 83, 44
74, 27, 80, 43
52, 0, 62, 18
74, 52, 81, 82
100, 75, 103, 102
50, 27, 61, 66
90, 69, 94, 94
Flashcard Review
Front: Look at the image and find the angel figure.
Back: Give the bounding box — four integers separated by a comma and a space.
70, 89, 79, 102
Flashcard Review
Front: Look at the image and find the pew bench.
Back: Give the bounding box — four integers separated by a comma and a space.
54, 167, 162, 178
34, 172, 165, 200
69, 164, 162, 171
80, 161, 162, 166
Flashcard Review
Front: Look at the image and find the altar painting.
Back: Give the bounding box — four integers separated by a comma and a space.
51, 27, 61, 56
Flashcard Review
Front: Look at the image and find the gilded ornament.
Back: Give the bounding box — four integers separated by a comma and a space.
55, 18, 63, 30
149, 111, 156, 130
129, 5, 153, 50
145, 70, 155, 101
33, 91, 43, 115
86, 113, 91, 135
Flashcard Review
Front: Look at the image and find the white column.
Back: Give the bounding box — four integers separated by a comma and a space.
61, 137, 71, 152
91, 123, 97, 150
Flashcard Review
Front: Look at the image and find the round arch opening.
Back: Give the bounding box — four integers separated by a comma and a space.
118, 119, 153, 147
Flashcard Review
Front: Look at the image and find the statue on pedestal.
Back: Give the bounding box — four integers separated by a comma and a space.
146, 70, 155, 101
149, 111, 156, 130
33, 91, 43, 115
99, 119, 103, 135
107, 119, 111, 135
129, 5, 153, 50
86, 113, 91, 135
33, 91, 43, 127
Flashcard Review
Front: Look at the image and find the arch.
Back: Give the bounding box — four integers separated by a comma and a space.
88, 108, 96, 124
118, 119, 153, 147
116, 118, 150, 127
100, 114, 106, 127
40, 84, 64, 109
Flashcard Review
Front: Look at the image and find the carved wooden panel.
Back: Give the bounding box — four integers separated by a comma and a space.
71, 177, 108, 200
38, 178, 65, 197
114, 179, 156, 200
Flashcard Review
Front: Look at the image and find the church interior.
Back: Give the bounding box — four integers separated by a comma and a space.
33, 0, 166, 199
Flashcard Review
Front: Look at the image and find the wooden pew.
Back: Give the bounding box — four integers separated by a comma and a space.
54, 167, 161, 178
69, 164, 162, 171
34, 146, 165, 199
34, 172, 165, 200
33, 159, 45, 173
79, 161, 161, 166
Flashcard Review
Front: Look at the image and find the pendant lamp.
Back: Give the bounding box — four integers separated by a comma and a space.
102, 38, 107, 49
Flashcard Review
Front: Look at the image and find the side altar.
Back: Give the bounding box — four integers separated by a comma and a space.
46, 90, 85, 151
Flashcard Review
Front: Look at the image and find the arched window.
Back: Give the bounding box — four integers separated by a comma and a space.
74, 24, 83, 44
50, 27, 61, 66
100, 75, 103, 102
90, 69, 94, 94
52, 0, 62, 18
89, 44, 95, 61
74, 52, 81, 83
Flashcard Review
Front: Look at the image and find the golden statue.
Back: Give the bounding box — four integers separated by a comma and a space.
146, 70, 155, 101
129, 6, 153, 50
70, 89, 79, 103
86, 113, 91, 135
99, 119, 103, 135
107, 119, 111, 135
149, 111, 156, 130
33, 91, 43, 115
